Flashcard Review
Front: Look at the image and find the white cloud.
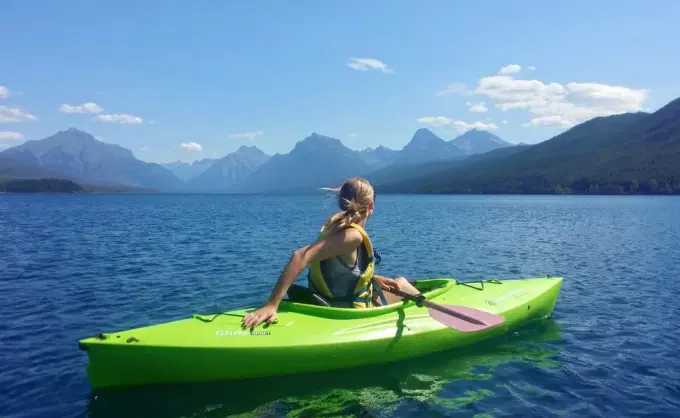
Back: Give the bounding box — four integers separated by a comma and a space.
477, 75, 567, 107
528, 66, 536, 71
416, 116, 455, 127
497, 101, 531, 111
452, 120, 498, 132
522, 115, 573, 128
347, 57, 393, 73
474, 74, 647, 128
566, 82, 647, 107
417, 116, 498, 133
59, 102, 103, 114
0, 85, 10, 100
467, 102, 488, 113
93, 113, 143, 124
228, 131, 263, 140
0, 131, 24, 140
502, 120, 508, 124
0, 105, 37, 122
499, 64, 522, 75
180, 142, 203, 152
437, 83, 471, 96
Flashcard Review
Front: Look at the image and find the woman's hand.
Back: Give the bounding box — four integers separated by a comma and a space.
375, 276, 400, 293
242, 303, 278, 329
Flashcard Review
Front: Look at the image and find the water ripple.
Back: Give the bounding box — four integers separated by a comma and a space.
1, 194, 679, 417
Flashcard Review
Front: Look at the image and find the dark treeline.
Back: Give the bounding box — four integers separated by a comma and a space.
0, 178, 156, 194
0, 178, 83, 193
409, 176, 680, 195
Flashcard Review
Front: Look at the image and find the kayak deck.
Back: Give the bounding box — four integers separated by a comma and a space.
79, 277, 563, 388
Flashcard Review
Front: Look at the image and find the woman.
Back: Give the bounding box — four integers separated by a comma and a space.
242, 177, 419, 329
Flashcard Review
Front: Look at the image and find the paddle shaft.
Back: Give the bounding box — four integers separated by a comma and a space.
386, 288, 488, 326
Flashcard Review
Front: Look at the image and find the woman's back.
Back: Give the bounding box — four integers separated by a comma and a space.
312, 243, 369, 307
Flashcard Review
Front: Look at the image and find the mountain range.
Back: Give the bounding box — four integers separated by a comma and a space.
162, 158, 218, 182
2, 94, 679, 195
380, 96, 680, 194
188, 146, 270, 192
0, 127, 511, 193
1, 128, 183, 191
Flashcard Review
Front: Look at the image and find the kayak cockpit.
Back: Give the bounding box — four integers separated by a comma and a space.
279, 279, 455, 319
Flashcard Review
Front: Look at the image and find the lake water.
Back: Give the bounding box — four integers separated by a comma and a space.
1, 194, 679, 417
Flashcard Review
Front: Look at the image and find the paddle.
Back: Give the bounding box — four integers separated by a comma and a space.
385, 288, 505, 333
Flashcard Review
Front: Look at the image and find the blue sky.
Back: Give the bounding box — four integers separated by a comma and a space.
2, 0, 680, 162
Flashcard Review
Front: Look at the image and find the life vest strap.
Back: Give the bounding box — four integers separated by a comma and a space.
373, 249, 382, 265
372, 278, 388, 306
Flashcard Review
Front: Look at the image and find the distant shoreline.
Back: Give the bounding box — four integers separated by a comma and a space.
6, 191, 675, 196
0, 178, 155, 194
2, 178, 678, 196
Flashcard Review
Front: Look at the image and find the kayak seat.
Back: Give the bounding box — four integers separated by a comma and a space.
287, 284, 331, 307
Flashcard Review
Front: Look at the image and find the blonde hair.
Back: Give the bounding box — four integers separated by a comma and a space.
322, 177, 375, 234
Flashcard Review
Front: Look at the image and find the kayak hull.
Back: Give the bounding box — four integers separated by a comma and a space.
79, 277, 563, 389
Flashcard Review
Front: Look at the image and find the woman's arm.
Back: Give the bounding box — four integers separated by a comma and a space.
241, 228, 363, 329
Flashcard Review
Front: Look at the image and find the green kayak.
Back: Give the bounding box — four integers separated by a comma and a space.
79, 276, 562, 389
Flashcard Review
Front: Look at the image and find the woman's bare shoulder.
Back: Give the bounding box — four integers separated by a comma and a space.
321, 226, 363, 246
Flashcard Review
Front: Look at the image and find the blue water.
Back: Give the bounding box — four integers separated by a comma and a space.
1, 194, 679, 417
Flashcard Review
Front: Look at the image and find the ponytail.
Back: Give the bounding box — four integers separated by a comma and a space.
321, 177, 375, 235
